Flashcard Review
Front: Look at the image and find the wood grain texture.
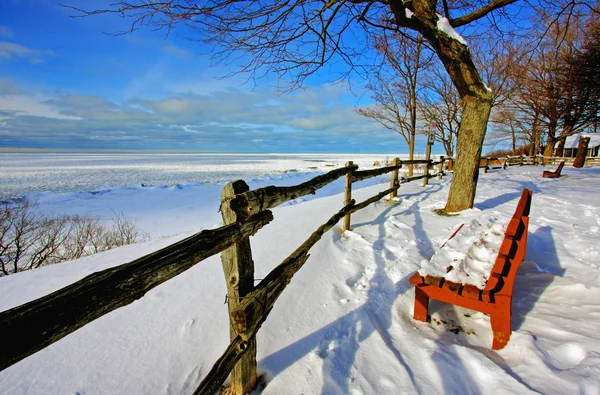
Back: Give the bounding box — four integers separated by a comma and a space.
389, 158, 400, 199
193, 336, 249, 395
220, 180, 258, 394
228, 164, 358, 219
352, 163, 402, 182
0, 210, 273, 372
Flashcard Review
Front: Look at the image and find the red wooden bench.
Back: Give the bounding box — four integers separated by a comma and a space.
542, 161, 565, 178
408, 189, 533, 350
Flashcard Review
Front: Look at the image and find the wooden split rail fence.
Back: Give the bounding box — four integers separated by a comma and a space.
479, 155, 600, 170
0, 156, 447, 395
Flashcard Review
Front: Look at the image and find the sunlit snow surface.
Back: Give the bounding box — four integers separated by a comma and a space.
2, 156, 600, 395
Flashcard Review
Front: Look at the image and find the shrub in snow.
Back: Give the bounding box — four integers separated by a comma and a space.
0, 199, 148, 276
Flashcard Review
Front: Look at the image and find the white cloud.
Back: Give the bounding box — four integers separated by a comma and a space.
0, 41, 55, 63
0, 79, 398, 152
0, 41, 31, 60
161, 45, 190, 57
0, 95, 82, 120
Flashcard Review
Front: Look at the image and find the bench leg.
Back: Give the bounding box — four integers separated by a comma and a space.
414, 287, 430, 322
490, 300, 511, 350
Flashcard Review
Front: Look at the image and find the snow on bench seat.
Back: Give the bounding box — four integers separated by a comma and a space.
409, 189, 533, 349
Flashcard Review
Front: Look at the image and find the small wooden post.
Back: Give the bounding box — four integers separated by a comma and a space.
423, 146, 432, 187
220, 180, 257, 394
390, 157, 400, 199
483, 157, 489, 173
343, 161, 353, 232
520, 155, 524, 166
438, 156, 444, 180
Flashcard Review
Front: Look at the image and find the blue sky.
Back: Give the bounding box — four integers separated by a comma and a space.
0, 1, 446, 154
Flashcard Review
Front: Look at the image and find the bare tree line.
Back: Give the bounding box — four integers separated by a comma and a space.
0, 200, 148, 276
356, 3, 599, 159
66, 0, 598, 214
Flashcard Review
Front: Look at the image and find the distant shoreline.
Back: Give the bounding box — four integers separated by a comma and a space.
0, 148, 414, 155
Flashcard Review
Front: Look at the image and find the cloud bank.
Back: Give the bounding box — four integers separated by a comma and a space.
0, 80, 405, 153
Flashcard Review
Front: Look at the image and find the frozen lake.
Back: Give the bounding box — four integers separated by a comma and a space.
1, 152, 402, 199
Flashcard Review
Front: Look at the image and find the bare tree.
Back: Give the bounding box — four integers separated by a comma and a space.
511, 8, 599, 157
488, 105, 533, 153
70, 0, 543, 216
357, 32, 432, 176
0, 200, 148, 276
419, 68, 461, 156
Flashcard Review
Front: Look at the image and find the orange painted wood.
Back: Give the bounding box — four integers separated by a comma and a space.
462, 284, 481, 300
408, 272, 423, 285
442, 280, 462, 295
410, 189, 532, 350
542, 161, 565, 178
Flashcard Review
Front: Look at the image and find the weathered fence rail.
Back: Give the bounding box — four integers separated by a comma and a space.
478, 154, 600, 171
0, 210, 274, 371
0, 156, 447, 394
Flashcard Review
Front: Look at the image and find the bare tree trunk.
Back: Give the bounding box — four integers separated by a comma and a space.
445, 94, 492, 212
555, 137, 566, 158
531, 112, 541, 156
408, 140, 414, 176
573, 136, 590, 168
544, 135, 557, 157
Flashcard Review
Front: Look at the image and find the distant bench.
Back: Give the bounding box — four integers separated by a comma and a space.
408, 189, 533, 350
542, 161, 565, 178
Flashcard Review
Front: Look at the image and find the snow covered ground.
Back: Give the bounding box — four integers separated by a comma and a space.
1, 157, 600, 395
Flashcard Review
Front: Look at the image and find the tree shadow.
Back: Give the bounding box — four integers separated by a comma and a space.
259, 202, 422, 394
396, 200, 434, 260
474, 181, 541, 211
431, 342, 480, 394
511, 225, 563, 331
428, 305, 542, 394
474, 192, 523, 211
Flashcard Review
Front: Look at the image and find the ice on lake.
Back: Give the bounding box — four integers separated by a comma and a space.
1, 153, 403, 199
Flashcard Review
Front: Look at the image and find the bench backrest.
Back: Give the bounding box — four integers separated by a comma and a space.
483, 189, 532, 300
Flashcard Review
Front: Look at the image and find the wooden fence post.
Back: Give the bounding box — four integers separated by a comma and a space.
520, 155, 524, 166
390, 157, 400, 199
343, 161, 353, 232
423, 146, 432, 187
483, 157, 489, 173
220, 180, 257, 394
438, 156, 444, 180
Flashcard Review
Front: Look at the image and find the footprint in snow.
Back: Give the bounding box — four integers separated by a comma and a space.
178, 318, 195, 337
